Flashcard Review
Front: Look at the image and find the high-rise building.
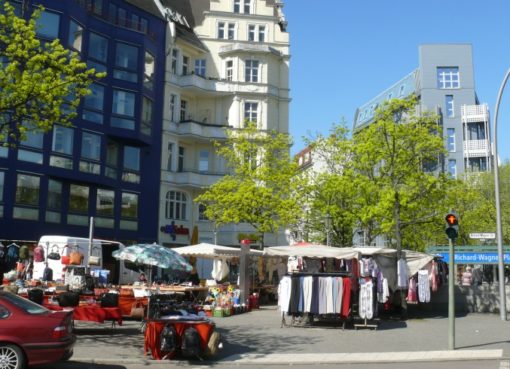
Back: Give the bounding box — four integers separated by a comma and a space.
157, 0, 290, 247
0, 0, 166, 244
354, 44, 492, 179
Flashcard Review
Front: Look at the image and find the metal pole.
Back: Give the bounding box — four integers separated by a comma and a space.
493, 68, 510, 321
88, 217, 94, 268
448, 237, 455, 350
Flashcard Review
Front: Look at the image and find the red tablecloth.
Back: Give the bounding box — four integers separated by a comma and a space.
44, 304, 123, 325
144, 320, 214, 360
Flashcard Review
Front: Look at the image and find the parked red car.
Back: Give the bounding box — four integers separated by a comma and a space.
0, 291, 76, 369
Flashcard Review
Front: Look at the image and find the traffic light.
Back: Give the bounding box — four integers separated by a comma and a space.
445, 212, 459, 240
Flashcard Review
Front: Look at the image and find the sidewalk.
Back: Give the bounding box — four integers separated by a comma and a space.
71, 305, 510, 365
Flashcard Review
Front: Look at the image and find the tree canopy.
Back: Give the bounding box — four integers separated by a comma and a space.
0, 2, 101, 145
195, 121, 301, 246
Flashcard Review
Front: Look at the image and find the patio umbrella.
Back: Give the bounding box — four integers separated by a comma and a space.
112, 243, 192, 282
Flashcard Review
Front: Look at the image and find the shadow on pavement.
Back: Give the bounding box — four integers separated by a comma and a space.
40, 362, 126, 369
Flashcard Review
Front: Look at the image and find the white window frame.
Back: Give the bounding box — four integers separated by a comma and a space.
448, 159, 457, 179
233, 0, 252, 14
226, 59, 234, 81
182, 55, 189, 75
165, 190, 187, 220
437, 67, 460, 89
248, 24, 266, 42
445, 95, 455, 118
169, 94, 176, 122
245, 59, 259, 83
244, 101, 258, 123
195, 59, 206, 77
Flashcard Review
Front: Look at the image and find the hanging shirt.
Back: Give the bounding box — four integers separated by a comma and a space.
418, 270, 431, 303
278, 276, 292, 313
397, 258, 408, 288
334, 277, 343, 314
302, 276, 314, 313
341, 277, 351, 319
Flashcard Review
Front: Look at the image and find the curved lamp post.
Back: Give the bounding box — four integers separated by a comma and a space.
493, 68, 510, 321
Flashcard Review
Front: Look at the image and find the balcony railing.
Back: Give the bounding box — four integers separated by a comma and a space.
463, 139, 491, 157
163, 170, 224, 188
166, 120, 228, 140
461, 104, 489, 123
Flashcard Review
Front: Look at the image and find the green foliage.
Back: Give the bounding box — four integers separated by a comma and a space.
351, 96, 452, 251
0, 2, 102, 145
195, 121, 302, 246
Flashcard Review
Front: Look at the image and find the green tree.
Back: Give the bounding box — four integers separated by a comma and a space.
302, 123, 359, 246
351, 96, 452, 252
195, 121, 301, 246
0, 2, 100, 145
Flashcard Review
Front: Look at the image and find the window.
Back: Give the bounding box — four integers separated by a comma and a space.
167, 142, 174, 171
226, 60, 233, 81
228, 23, 235, 40
448, 159, 457, 179
178, 146, 184, 172
15, 174, 39, 206
81, 132, 101, 161
69, 184, 89, 213
105, 141, 119, 179
182, 56, 189, 75
195, 59, 206, 77
52, 126, 73, 155
0, 172, 4, 202
90, 0, 103, 15
180, 99, 187, 122
467, 122, 486, 140
244, 102, 258, 123
123, 146, 140, 171
47, 179, 62, 210
170, 94, 176, 122
89, 33, 108, 63
97, 189, 114, 216
245, 60, 259, 82
144, 51, 155, 90
437, 67, 460, 89
18, 126, 43, 164
233, 0, 252, 14
199, 150, 209, 172
218, 22, 225, 39
399, 85, 405, 97
111, 89, 135, 130
248, 24, 265, 42
114, 42, 138, 82
117, 8, 127, 27
22, 127, 43, 149
445, 95, 454, 118
141, 97, 153, 136
68, 20, 83, 52
82, 83, 104, 124
218, 22, 235, 40
165, 191, 187, 220
171, 49, 178, 74
198, 204, 208, 221
447, 128, 455, 152
121, 192, 138, 218
36, 10, 60, 39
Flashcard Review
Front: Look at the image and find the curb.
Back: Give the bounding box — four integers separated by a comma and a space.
72, 349, 503, 365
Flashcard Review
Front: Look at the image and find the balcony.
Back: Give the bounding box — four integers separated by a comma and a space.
163, 170, 224, 188
219, 43, 283, 57
461, 104, 489, 123
166, 120, 228, 140
463, 139, 491, 157
168, 73, 280, 97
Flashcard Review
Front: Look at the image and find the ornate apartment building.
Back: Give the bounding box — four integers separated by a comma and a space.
156, 0, 290, 247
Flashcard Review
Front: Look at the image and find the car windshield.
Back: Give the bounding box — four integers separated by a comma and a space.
2, 292, 49, 314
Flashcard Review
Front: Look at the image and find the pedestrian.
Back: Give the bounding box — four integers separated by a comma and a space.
472, 265, 483, 286
461, 266, 473, 286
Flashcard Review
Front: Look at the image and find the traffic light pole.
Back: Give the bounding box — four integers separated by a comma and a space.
448, 236, 455, 350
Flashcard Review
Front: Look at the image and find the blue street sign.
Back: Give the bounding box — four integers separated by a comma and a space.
434, 252, 510, 264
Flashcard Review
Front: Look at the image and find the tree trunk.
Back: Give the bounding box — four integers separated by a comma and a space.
394, 192, 407, 320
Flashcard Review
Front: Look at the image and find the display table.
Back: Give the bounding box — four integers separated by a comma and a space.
44, 303, 123, 326
144, 319, 214, 360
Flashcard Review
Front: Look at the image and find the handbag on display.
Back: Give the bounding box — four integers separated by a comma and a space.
47, 245, 61, 260
130, 301, 145, 319
70, 247, 84, 265
100, 292, 119, 307
88, 255, 101, 266
61, 255, 71, 265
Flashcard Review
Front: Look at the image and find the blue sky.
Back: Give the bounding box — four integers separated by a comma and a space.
285, 0, 510, 162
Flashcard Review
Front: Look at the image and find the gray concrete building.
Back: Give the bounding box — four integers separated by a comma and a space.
354, 44, 492, 180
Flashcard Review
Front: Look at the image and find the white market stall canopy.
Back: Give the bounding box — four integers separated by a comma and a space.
263, 245, 360, 260
172, 242, 262, 259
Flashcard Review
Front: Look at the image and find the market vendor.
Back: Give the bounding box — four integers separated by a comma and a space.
188, 268, 200, 285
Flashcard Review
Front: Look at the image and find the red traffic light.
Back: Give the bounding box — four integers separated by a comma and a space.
445, 213, 458, 226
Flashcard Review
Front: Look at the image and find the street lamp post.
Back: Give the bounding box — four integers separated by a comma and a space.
493, 68, 510, 321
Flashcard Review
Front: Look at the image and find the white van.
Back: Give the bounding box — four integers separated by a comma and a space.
33, 235, 140, 285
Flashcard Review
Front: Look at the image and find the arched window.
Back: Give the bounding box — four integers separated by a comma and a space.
165, 191, 187, 220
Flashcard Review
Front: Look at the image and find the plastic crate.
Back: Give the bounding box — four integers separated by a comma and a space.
213, 309, 224, 317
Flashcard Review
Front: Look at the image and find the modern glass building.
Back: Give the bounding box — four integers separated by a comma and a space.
0, 0, 166, 244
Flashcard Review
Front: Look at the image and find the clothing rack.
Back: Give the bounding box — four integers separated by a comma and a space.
353, 275, 379, 330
